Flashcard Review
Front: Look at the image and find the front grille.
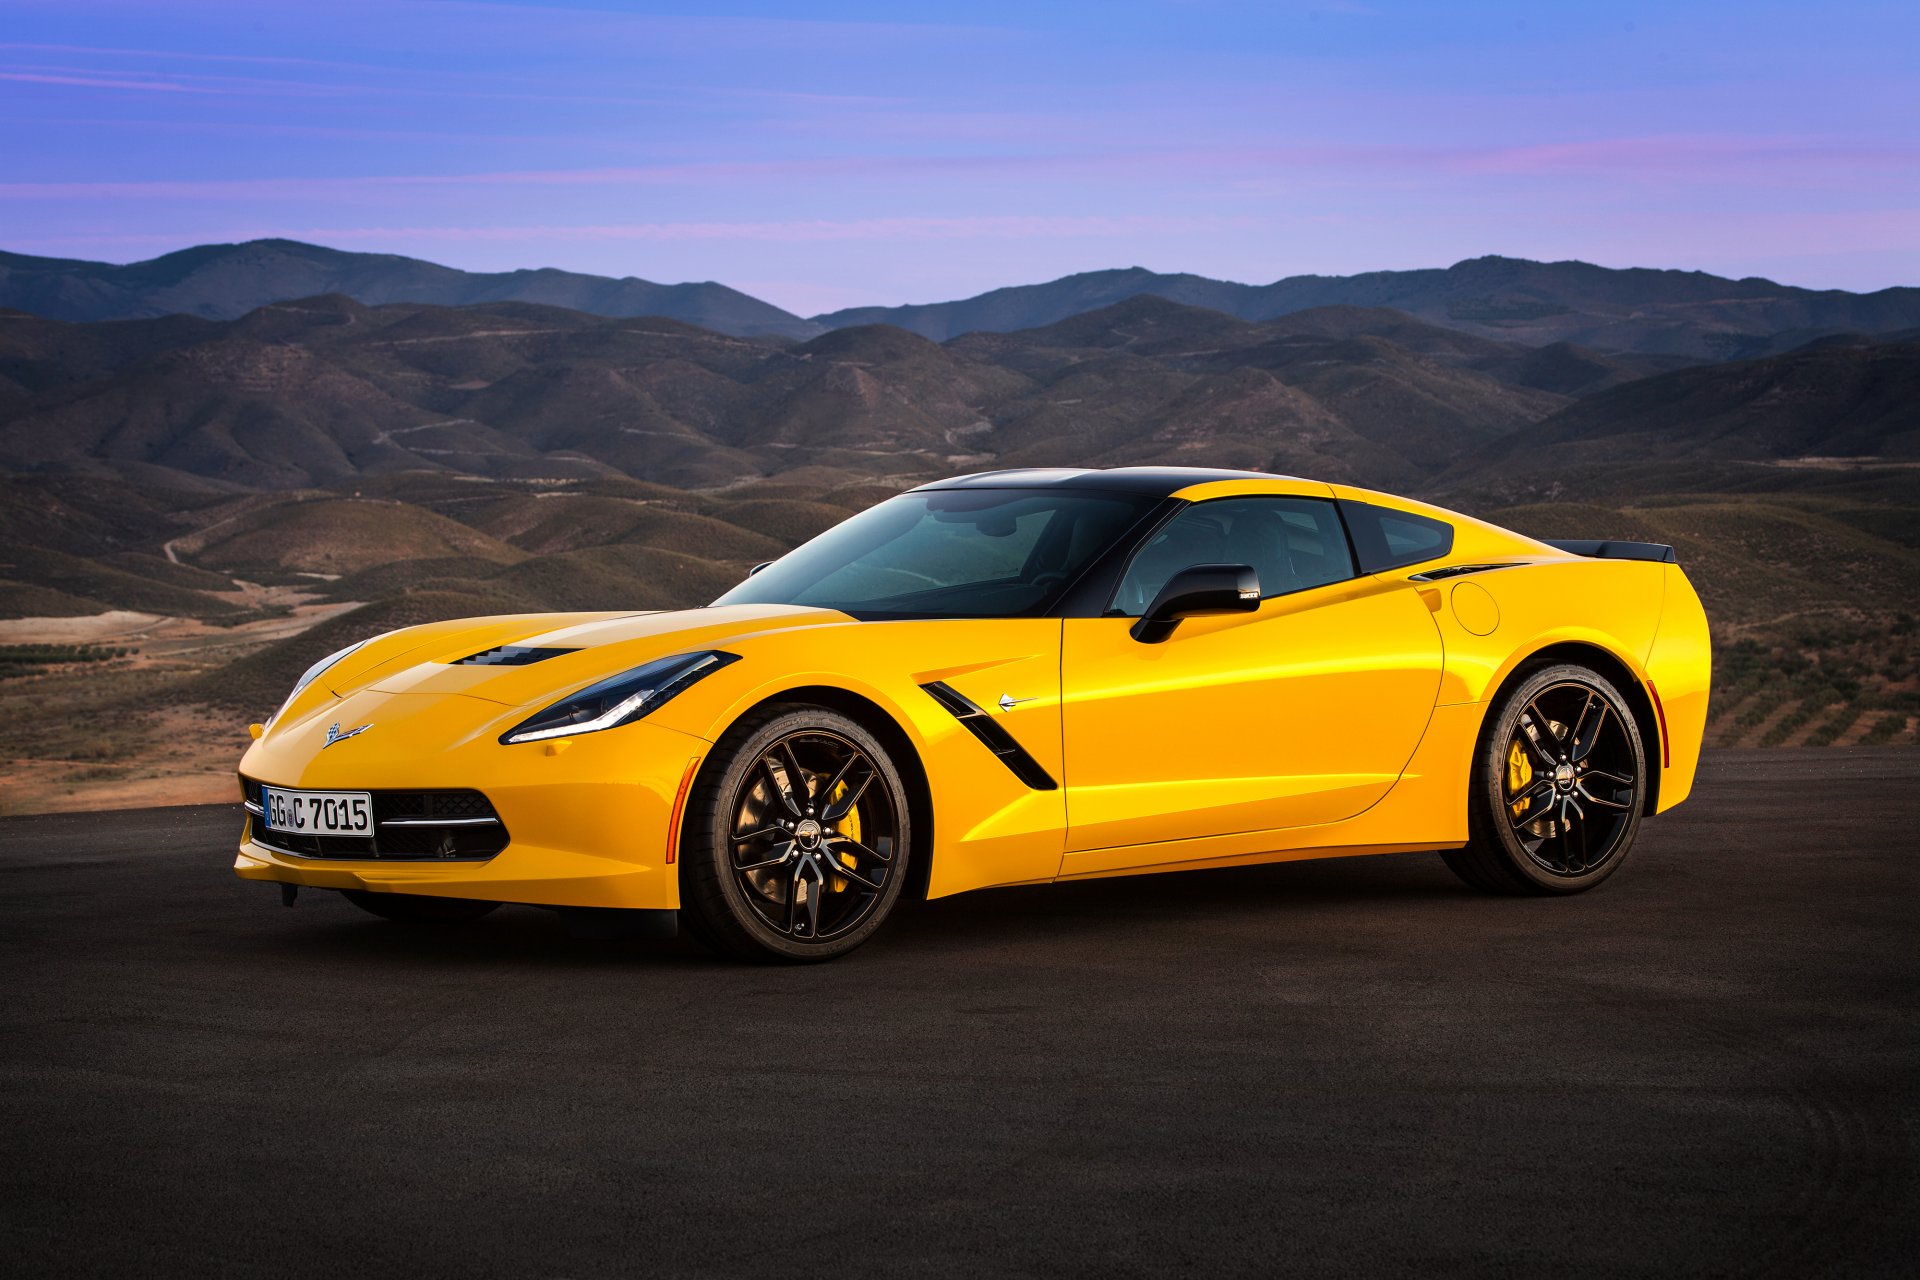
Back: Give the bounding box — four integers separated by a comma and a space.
241, 777, 509, 861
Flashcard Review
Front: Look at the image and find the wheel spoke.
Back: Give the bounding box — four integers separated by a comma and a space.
1573, 701, 1609, 762
815, 752, 858, 809
781, 740, 812, 811
734, 841, 794, 872
761, 755, 802, 817
1585, 768, 1635, 787
822, 770, 874, 823
832, 835, 893, 866
802, 867, 823, 937
1506, 780, 1554, 828
781, 866, 803, 935
828, 853, 886, 892
1565, 795, 1587, 872
1575, 786, 1631, 811
1569, 691, 1597, 755
1518, 703, 1560, 766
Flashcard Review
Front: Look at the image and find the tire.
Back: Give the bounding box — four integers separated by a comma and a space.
1443, 663, 1647, 896
679, 705, 913, 963
339, 890, 501, 923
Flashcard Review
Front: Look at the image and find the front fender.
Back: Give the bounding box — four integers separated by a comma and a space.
649, 618, 1069, 898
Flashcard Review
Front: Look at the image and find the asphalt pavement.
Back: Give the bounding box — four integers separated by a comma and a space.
2, 748, 1915, 1278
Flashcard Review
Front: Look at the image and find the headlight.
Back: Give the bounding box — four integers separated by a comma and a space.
501, 651, 739, 745
270, 634, 382, 723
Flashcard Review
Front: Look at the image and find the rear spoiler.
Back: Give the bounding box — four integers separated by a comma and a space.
1544, 539, 1677, 564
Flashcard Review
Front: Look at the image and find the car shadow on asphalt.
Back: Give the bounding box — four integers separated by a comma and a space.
223, 849, 1484, 969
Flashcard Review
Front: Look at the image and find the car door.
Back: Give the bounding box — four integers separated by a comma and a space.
1059, 492, 1443, 869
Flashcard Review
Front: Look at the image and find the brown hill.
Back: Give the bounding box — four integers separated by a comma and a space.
1447, 337, 1920, 505
2, 295, 1590, 493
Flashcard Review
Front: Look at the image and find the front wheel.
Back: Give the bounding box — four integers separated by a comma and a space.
1444, 663, 1647, 895
678, 706, 912, 963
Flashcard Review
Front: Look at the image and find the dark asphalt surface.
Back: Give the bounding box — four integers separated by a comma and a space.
3, 749, 1916, 1279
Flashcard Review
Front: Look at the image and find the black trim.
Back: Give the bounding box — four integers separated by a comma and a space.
453, 645, 578, 667
1338, 499, 1456, 574
1544, 539, 1678, 564
1408, 563, 1521, 582
913, 466, 1287, 497
919, 682, 1059, 791
241, 777, 508, 860
499, 650, 739, 746
1053, 496, 1187, 618
1102, 494, 1360, 618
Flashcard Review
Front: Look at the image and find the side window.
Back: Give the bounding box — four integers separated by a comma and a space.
1338, 500, 1455, 573
1109, 497, 1356, 616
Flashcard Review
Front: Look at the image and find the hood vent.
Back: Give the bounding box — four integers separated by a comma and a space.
452, 645, 579, 667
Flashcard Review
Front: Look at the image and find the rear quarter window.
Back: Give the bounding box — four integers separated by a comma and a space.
1339, 500, 1455, 573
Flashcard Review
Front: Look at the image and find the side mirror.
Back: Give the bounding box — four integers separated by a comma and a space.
1131, 563, 1260, 643
747, 561, 774, 577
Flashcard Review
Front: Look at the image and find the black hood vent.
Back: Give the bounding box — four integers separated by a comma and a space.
453, 645, 579, 667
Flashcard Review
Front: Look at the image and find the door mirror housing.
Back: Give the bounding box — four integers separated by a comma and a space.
1130, 563, 1260, 643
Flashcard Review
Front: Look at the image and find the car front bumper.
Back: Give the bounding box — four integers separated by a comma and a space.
233, 691, 709, 910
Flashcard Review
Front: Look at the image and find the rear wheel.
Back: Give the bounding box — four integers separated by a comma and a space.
1444, 663, 1646, 895
679, 706, 912, 963
339, 890, 500, 923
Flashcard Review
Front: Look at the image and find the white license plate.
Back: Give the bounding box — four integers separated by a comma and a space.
263, 787, 373, 836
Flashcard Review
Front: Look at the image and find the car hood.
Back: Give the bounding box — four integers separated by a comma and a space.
331, 603, 851, 709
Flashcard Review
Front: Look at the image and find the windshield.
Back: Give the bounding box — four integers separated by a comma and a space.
713, 488, 1157, 619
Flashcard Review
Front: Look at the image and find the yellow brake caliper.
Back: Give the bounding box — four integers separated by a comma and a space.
830, 780, 861, 893
1507, 738, 1534, 823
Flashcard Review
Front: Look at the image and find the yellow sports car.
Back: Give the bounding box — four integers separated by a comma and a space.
236, 468, 1710, 961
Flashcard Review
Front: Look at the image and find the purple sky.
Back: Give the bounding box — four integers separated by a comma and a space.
2, 0, 1915, 315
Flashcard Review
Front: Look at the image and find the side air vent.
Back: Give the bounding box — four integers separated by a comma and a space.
1408, 563, 1520, 582
920, 681, 1058, 791
453, 645, 578, 667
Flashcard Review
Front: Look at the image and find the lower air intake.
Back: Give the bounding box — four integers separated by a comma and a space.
241, 777, 509, 861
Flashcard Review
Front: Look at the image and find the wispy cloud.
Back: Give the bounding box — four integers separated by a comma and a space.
0, 41, 391, 72
8, 215, 1260, 251
0, 61, 689, 106
7, 135, 1908, 204
0, 156, 1052, 200
0, 69, 198, 91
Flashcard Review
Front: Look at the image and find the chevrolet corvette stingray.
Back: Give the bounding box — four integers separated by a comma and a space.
236, 467, 1710, 961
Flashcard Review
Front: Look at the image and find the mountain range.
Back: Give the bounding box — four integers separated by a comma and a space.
8, 239, 1919, 360
2, 275, 1915, 809
9, 291, 1911, 502
0, 240, 820, 339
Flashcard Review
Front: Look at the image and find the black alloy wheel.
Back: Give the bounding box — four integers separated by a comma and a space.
679, 706, 912, 962
1445, 663, 1647, 895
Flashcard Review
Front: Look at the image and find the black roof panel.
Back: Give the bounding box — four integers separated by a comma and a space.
912, 466, 1295, 497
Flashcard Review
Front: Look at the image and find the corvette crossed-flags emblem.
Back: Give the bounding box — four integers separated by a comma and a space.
322, 722, 372, 749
